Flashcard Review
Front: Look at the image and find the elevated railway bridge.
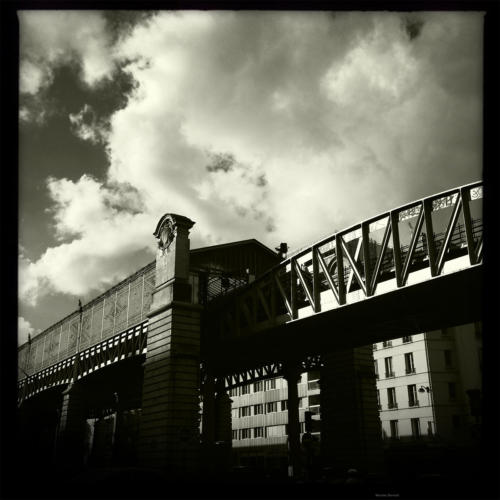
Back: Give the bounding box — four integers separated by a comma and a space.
17, 181, 483, 478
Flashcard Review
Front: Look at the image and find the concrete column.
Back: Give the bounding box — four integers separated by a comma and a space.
57, 383, 87, 468
320, 347, 384, 476
137, 214, 203, 476
284, 363, 302, 479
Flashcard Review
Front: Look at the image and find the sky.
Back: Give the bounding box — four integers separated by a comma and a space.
18, 10, 484, 344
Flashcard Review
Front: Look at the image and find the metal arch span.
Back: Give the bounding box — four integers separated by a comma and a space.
206, 181, 483, 352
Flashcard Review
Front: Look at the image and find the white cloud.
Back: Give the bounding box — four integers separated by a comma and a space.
19, 10, 116, 96
19, 60, 46, 95
19, 11, 484, 310
19, 175, 153, 305
69, 104, 108, 144
18, 316, 39, 346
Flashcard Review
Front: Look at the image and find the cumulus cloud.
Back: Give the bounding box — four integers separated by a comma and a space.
19, 175, 153, 305
18, 316, 39, 346
69, 104, 108, 144
19, 10, 116, 96
19, 11, 483, 309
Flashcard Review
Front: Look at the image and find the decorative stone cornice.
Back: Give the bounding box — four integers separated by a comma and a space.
154, 213, 195, 253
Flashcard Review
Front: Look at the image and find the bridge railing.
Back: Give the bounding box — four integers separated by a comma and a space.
18, 321, 148, 404
208, 181, 483, 339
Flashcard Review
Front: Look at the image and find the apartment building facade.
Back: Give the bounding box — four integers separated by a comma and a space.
229, 322, 482, 467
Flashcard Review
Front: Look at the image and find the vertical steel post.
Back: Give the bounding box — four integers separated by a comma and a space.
312, 247, 321, 312
336, 236, 346, 304
460, 187, 476, 265
361, 222, 372, 296
389, 211, 402, 287
290, 259, 298, 319
423, 199, 437, 276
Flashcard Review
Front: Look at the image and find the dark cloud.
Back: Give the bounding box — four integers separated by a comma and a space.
103, 11, 158, 44
403, 17, 424, 41
255, 174, 267, 187
206, 152, 235, 172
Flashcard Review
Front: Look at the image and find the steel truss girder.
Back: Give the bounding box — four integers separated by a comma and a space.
209, 181, 483, 341
18, 321, 148, 404
221, 355, 323, 390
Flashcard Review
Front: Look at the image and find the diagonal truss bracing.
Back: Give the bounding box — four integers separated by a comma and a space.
208, 181, 483, 341
221, 355, 324, 390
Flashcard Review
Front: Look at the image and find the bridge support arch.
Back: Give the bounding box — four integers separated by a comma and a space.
137, 214, 203, 476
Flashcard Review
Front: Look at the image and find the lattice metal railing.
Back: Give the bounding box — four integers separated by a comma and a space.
208, 181, 483, 340
18, 321, 148, 404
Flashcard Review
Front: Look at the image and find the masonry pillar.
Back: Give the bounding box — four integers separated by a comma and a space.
213, 378, 232, 473
137, 214, 202, 476
320, 347, 384, 476
284, 363, 302, 479
56, 383, 87, 468
200, 370, 216, 476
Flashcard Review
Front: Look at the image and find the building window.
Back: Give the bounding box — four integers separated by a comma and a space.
308, 380, 320, 391
239, 406, 251, 417
265, 379, 277, 390
390, 420, 399, 439
253, 404, 264, 415
383, 340, 393, 348
408, 384, 419, 407
405, 352, 416, 374
231, 408, 239, 419
372, 343, 378, 350
402, 336, 412, 343
384, 357, 394, 378
280, 400, 288, 411
254, 381, 264, 392
267, 425, 286, 437
229, 388, 239, 397
376, 389, 381, 410
240, 428, 251, 439
254, 427, 266, 438
374, 359, 379, 379
299, 398, 305, 408
232, 430, 238, 440
387, 388, 398, 409
241, 384, 251, 395
411, 418, 421, 439
266, 401, 278, 413
448, 382, 457, 400
444, 350, 453, 369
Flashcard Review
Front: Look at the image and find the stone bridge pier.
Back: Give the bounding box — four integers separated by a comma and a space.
320, 347, 385, 476
136, 214, 203, 477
